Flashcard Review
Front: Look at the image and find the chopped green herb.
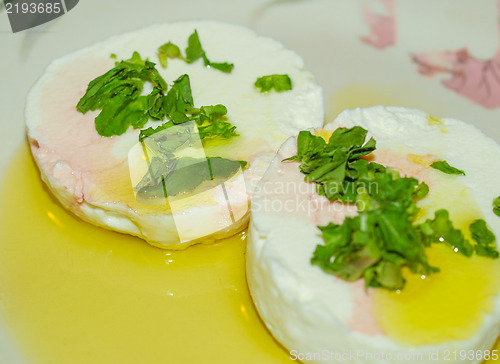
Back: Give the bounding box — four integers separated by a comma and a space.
77, 51, 238, 142
77, 44, 242, 200
255, 74, 292, 93
180, 30, 234, 73
288, 126, 498, 290
77, 52, 169, 137
110, 53, 117, 59
157, 42, 183, 68
469, 219, 499, 258
285, 127, 376, 202
415, 181, 430, 199
420, 209, 474, 257
138, 75, 237, 142
185, 30, 206, 64
430, 160, 465, 175
493, 196, 500, 217
194, 105, 237, 140
154, 30, 234, 72
162, 74, 195, 122
207, 62, 234, 73
95, 95, 149, 137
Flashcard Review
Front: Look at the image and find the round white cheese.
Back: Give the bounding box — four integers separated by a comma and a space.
247, 106, 500, 363
25, 20, 324, 249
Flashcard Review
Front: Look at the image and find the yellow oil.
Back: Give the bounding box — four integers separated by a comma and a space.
374, 244, 500, 346
0, 145, 291, 364
373, 173, 500, 350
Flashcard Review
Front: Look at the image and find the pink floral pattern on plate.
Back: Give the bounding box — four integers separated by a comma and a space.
360, 0, 396, 49
411, 0, 500, 109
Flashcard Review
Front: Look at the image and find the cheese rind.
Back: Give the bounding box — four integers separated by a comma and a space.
25, 21, 324, 248
247, 106, 500, 363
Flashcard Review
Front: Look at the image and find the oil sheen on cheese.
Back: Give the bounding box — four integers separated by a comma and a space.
373, 172, 500, 346
246, 106, 500, 363
0, 146, 292, 364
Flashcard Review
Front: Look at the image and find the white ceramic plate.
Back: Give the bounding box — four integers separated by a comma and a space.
1, 1, 500, 363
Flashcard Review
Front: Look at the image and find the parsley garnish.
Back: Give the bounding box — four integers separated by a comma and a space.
493, 196, 500, 217
430, 160, 465, 175
157, 30, 234, 73
287, 127, 498, 290
77, 52, 167, 136
284, 127, 376, 202
77, 52, 238, 141
77, 47, 242, 197
138, 75, 238, 142
470, 219, 499, 258
419, 209, 474, 257
255, 74, 292, 93
157, 42, 183, 68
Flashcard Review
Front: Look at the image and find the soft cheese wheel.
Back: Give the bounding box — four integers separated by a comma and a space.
247, 106, 500, 363
26, 21, 324, 249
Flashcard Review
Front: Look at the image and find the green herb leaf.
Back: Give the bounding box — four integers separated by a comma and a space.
297, 131, 326, 156
255, 74, 292, 93
147, 87, 167, 120
327, 126, 368, 149
185, 30, 206, 64
285, 126, 376, 203
78, 48, 244, 198
430, 160, 465, 175
157, 42, 183, 68
470, 219, 495, 245
194, 104, 238, 140
419, 209, 474, 257
163, 74, 195, 119
288, 126, 496, 291
415, 181, 430, 199
312, 203, 439, 291
77, 52, 169, 137
95, 95, 149, 137
185, 30, 233, 73
493, 196, 500, 217
137, 75, 238, 144
126, 51, 147, 66
78, 31, 237, 139
208, 62, 234, 73
469, 219, 499, 258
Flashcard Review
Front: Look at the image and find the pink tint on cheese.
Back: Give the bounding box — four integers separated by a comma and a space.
255, 138, 357, 227
346, 150, 435, 336
28, 55, 134, 206
347, 280, 384, 336
370, 148, 433, 188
